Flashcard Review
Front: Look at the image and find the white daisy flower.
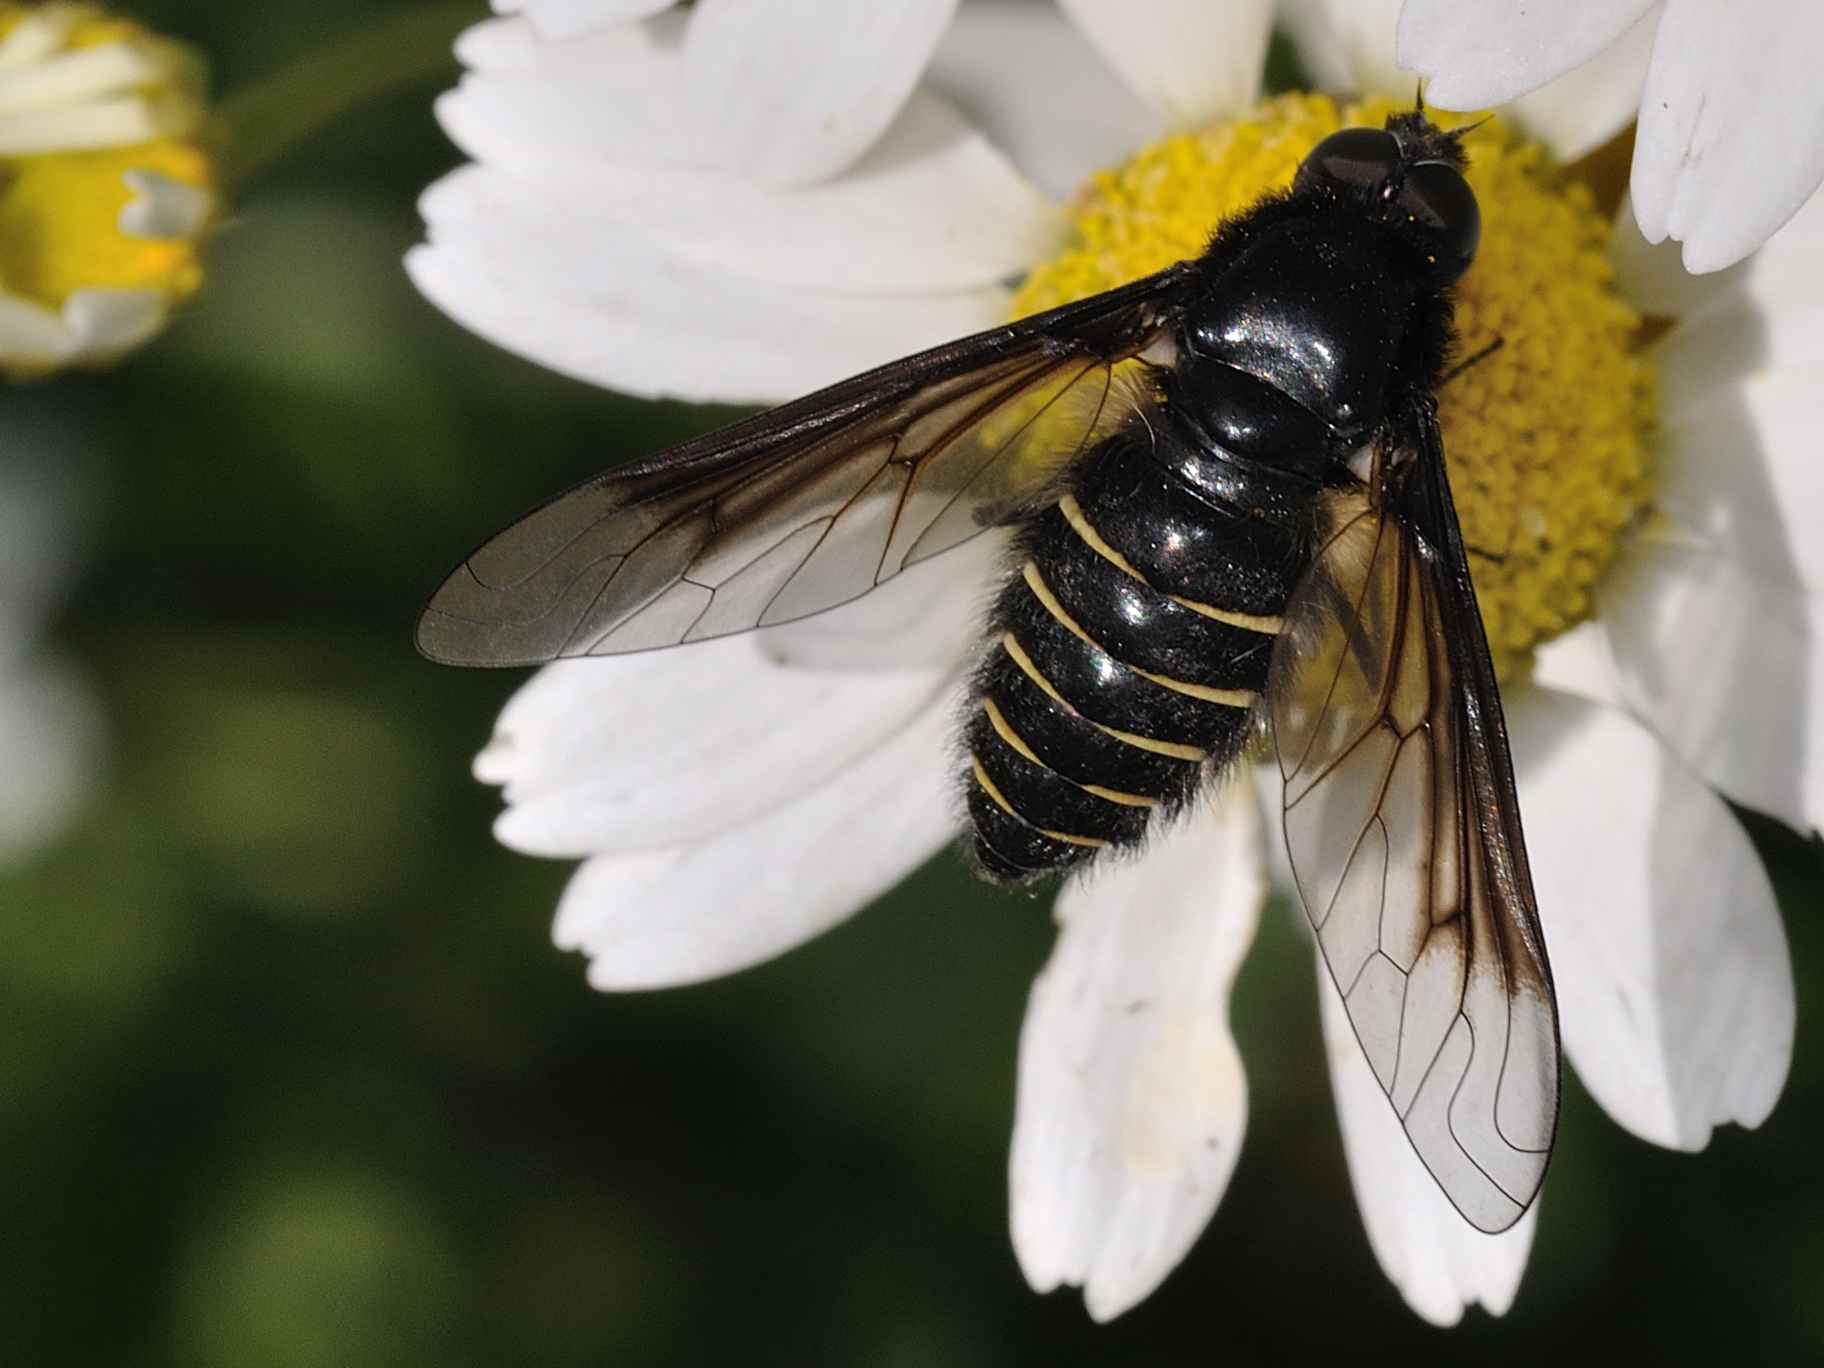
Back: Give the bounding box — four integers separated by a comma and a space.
1395, 0, 1824, 272
409, 0, 1799, 1327
0, 2, 215, 375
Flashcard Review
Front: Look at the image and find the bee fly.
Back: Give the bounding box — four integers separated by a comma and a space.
419, 110, 1560, 1235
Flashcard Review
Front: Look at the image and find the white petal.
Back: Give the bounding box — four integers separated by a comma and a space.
683, 0, 959, 186
1644, 192, 1824, 381
655, 89, 1059, 293
440, 88, 1058, 293
0, 291, 78, 367
480, 631, 959, 858
406, 216, 1006, 404
1250, 759, 1295, 893
551, 690, 956, 989
1609, 194, 1742, 321
757, 531, 1009, 673
1504, 7, 1655, 162
119, 168, 212, 240
1631, 0, 1824, 271
0, 8, 79, 68
1055, 0, 1272, 124
1654, 363, 1824, 594
1010, 784, 1265, 1322
1734, 180, 1824, 313
926, 0, 1162, 200
1320, 985, 1536, 1326
0, 40, 174, 112
1510, 688, 1793, 1148
1529, 618, 1625, 710
1599, 538, 1824, 833
455, 15, 540, 70
0, 90, 180, 153
62, 288, 168, 357
1395, 0, 1658, 108
0, 287, 168, 370
440, 14, 706, 173
491, 0, 673, 40
1282, 0, 1405, 99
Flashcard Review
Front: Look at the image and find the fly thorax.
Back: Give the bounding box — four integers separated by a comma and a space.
1185, 225, 1407, 438
1157, 356, 1331, 487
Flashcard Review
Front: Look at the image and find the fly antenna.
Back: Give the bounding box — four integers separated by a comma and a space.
1446, 113, 1496, 144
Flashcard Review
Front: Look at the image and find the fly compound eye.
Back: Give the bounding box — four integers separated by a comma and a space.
1400, 161, 1481, 281
1294, 127, 1401, 193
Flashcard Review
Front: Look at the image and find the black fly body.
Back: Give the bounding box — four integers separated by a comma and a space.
419, 109, 1560, 1235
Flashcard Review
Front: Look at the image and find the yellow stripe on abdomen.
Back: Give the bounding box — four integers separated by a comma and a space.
981, 696, 1158, 808
997, 629, 1210, 763
1057, 492, 1284, 636
969, 756, 1108, 848
1019, 559, 1255, 712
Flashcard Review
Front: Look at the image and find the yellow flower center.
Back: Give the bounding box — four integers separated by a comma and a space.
1010, 93, 1654, 675
0, 138, 209, 303
0, 3, 213, 369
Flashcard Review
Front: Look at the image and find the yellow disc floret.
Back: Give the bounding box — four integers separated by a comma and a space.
0, 139, 209, 304
1011, 92, 1653, 676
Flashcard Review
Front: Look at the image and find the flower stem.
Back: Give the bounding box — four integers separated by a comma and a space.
214, 1, 481, 188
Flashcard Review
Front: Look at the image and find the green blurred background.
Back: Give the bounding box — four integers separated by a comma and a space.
5, 3, 1821, 1363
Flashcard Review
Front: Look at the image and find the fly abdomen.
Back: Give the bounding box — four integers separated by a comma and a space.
963, 424, 1301, 883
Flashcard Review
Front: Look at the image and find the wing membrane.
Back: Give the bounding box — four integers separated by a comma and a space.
1269, 440, 1559, 1233
418, 266, 1194, 665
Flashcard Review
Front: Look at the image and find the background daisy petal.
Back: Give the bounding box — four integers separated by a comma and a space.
551, 695, 957, 990
926, 0, 1161, 199
1511, 689, 1794, 1148
1320, 986, 1536, 1326
1009, 785, 1264, 1322
1055, 0, 1273, 124
683, 0, 959, 187
478, 640, 956, 859
1630, 0, 1824, 271
1395, 0, 1657, 108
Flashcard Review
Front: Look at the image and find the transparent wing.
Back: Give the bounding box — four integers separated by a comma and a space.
417, 266, 1195, 665
1268, 443, 1559, 1233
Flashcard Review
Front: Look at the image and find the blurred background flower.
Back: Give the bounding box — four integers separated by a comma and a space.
0, 0, 210, 865
5, 1, 1823, 1364
0, 1, 213, 372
